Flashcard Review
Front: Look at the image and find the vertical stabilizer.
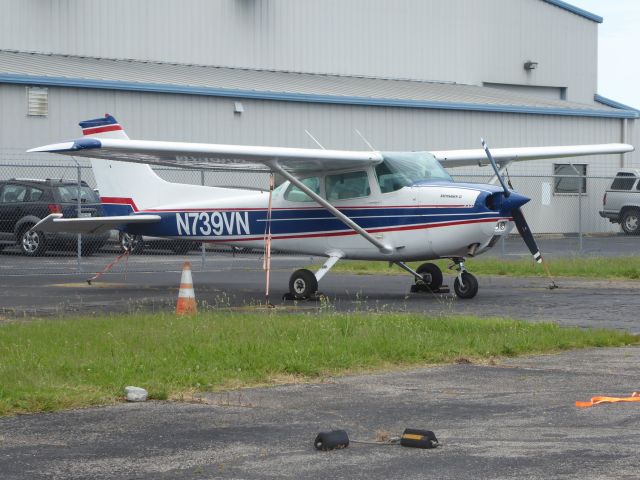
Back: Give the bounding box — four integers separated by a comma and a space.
79, 114, 257, 215
79, 114, 168, 213
79, 114, 130, 140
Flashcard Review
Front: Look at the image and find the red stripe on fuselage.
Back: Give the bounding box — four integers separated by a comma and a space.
100, 197, 139, 212
204, 217, 512, 243
144, 204, 471, 212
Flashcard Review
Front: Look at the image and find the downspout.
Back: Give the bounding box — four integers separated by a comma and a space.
621, 118, 628, 168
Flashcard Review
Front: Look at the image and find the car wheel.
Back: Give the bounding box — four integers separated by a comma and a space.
119, 232, 144, 254
20, 225, 47, 257
621, 209, 640, 235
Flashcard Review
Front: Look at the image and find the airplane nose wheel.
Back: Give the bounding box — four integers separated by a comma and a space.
289, 269, 318, 299
451, 259, 478, 299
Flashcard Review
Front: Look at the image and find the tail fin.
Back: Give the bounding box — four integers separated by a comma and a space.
79, 114, 167, 213
80, 114, 251, 215
79, 114, 130, 140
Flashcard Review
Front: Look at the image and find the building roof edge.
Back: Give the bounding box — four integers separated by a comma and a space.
1, 73, 636, 119
542, 0, 603, 24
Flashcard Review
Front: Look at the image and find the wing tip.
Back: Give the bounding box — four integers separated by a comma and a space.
27, 138, 102, 154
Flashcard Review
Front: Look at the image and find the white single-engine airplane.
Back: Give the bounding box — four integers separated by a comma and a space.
29, 114, 633, 299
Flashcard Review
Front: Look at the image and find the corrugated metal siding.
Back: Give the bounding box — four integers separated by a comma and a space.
0, 85, 622, 149
1, 0, 598, 103
0, 51, 623, 117
2, 84, 632, 162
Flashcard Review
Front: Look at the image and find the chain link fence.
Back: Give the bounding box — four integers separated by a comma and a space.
0, 150, 628, 275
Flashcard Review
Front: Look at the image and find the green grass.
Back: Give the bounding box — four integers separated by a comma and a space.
0, 312, 637, 416
322, 256, 640, 280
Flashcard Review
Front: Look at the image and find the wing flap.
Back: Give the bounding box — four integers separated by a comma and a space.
431, 143, 634, 167
32, 214, 162, 234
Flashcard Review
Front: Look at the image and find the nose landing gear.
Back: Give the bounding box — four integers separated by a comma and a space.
403, 258, 479, 299
450, 258, 479, 299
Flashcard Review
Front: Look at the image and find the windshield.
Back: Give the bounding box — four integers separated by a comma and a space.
56, 185, 100, 203
376, 152, 452, 193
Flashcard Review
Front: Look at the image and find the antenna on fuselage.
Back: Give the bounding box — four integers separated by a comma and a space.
304, 130, 326, 150
355, 129, 376, 152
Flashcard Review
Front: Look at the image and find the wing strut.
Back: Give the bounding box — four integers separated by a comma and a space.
271, 164, 393, 254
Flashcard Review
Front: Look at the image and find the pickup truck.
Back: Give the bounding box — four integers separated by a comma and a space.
599, 169, 640, 234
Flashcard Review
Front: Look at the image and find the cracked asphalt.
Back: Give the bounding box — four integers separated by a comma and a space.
1, 236, 639, 478
1, 347, 639, 479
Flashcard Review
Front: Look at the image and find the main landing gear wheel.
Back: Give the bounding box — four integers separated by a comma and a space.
415, 263, 443, 291
119, 232, 144, 254
453, 271, 479, 299
289, 269, 318, 299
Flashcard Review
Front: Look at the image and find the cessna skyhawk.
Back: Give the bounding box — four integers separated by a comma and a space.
29, 114, 633, 299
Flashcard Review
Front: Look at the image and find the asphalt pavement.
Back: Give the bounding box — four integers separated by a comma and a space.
1, 235, 639, 479
1, 347, 639, 479
0, 254, 639, 331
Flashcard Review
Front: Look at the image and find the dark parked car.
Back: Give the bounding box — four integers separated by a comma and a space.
0, 178, 109, 256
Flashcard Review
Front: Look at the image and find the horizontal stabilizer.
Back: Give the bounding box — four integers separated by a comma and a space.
32, 214, 161, 234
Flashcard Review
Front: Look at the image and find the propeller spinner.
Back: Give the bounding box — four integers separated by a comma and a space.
480, 138, 543, 264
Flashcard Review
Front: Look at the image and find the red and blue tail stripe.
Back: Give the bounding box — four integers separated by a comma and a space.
79, 114, 123, 136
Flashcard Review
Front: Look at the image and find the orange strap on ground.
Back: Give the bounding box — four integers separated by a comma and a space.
576, 391, 640, 408
86, 249, 130, 285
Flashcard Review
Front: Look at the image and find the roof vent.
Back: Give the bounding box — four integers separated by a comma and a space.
27, 87, 48, 116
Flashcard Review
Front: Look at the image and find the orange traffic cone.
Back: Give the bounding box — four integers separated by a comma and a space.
176, 261, 197, 315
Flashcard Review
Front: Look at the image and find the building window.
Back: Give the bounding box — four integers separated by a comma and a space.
554, 164, 587, 194
27, 87, 48, 116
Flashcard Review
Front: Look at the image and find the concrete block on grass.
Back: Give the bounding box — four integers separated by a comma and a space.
125, 386, 148, 402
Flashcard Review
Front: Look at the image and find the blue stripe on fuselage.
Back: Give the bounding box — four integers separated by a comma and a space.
121, 205, 499, 238
102, 204, 135, 216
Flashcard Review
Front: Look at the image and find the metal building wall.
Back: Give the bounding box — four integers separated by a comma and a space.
1, 83, 635, 234
1, 0, 598, 103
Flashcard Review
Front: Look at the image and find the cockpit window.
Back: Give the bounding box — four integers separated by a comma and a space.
376, 152, 452, 193
326, 171, 370, 200
283, 176, 320, 202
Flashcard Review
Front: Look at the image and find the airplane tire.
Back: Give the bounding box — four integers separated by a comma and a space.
453, 272, 478, 299
119, 232, 145, 254
415, 263, 443, 291
289, 269, 318, 299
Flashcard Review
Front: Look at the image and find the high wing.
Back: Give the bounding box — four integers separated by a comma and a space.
31, 213, 161, 234
28, 134, 634, 255
28, 137, 633, 172
431, 143, 634, 167
28, 138, 383, 174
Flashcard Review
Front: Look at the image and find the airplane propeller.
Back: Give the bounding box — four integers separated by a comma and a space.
481, 138, 543, 264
